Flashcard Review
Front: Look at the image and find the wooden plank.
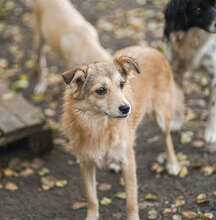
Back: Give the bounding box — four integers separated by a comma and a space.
0, 104, 25, 135
0, 80, 44, 127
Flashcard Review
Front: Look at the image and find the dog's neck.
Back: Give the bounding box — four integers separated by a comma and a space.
165, 27, 212, 61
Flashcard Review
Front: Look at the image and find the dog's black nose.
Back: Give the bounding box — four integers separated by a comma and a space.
119, 105, 130, 114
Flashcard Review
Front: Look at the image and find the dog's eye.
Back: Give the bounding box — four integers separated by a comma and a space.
195, 7, 202, 14
120, 81, 124, 89
95, 87, 107, 95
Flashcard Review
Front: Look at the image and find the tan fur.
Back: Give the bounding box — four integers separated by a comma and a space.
33, 0, 111, 93
61, 46, 180, 220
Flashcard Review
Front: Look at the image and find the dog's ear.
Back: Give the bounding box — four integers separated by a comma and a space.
61, 66, 88, 97
164, 0, 188, 38
114, 56, 140, 78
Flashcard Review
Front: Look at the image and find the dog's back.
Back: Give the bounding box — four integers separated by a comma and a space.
34, 0, 111, 65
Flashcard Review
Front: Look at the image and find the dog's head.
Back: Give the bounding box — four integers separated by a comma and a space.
62, 56, 140, 119
164, 0, 216, 37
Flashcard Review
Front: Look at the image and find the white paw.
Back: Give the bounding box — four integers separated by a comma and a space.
166, 163, 180, 176
170, 116, 183, 132
108, 163, 121, 173
204, 123, 216, 143
34, 82, 47, 94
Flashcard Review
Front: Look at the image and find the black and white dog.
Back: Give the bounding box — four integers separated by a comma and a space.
164, 0, 216, 150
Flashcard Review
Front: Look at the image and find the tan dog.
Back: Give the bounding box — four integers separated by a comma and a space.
33, 0, 111, 93
61, 46, 181, 220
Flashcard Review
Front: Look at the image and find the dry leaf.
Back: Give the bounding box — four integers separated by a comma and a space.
100, 197, 112, 205
55, 180, 68, 188
1, 92, 14, 100
115, 192, 127, 200
201, 166, 214, 176
4, 168, 14, 177
181, 131, 194, 145
172, 215, 182, 220
98, 183, 111, 191
200, 213, 214, 220
144, 193, 157, 201
119, 177, 125, 186
41, 175, 55, 191
197, 193, 207, 204
179, 166, 189, 178
0, 183, 3, 189
183, 211, 197, 218
20, 168, 34, 177
174, 199, 185, 207
38, 167, 50, 176
148, 209, 158, 219
5, 182, 18, 191
72, 202, 87, 210
32, 158, 44, 169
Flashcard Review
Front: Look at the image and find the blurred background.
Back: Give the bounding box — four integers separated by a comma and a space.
0, 0, 215, 219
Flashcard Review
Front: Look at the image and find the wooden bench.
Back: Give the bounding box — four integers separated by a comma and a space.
0, 80, 53, 153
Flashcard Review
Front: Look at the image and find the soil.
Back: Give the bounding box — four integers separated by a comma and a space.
0, 0, 215, 219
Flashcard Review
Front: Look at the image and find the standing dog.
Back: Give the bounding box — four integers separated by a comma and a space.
61, 46, 181, 220
164, 0, 216, 149
33, 0, 111, 93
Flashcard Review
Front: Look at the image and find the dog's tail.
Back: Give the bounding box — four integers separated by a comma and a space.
171, 82, 185, 131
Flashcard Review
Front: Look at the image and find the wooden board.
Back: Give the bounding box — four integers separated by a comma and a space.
0, 79, 53, 152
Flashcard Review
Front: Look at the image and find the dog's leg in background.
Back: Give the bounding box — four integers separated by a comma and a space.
204, 59, 216, 151
80, 161, 99, 220
155, 97, 180, 176
121, 147, 139, 220
170, 83, 185, 131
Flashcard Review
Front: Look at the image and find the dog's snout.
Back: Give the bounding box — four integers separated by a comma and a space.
119, 105, 130, 114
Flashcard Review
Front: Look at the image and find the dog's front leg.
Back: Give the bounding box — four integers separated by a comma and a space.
80, 161, 99, 220
204, 76, 216, 151
121, 147, 139, 220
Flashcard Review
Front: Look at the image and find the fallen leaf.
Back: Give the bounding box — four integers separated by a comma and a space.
183, 211, 197, 219
5, 182, 18, 191
4, 168, 14, 177
151, 163, 165, 173
148, 209, 158, 219
201, 166, 214, 176
115, 192, 127, 200
174, 199, 185, 207
172, 215, 182, 220
55, 180, 68, 188
197, 193, 207, 204
44, 108, 56, 117
181, 131, 194, 145
38, 168, 50, 176
200, 213, 214, 220
144, 193, 157, 201
119, 177, 125, 186
41, 175, 55, 191
20, 168, 34, 177
100, 197, 112, 205
32, 158, 44, 169
179, 166, 189, 178
0, 183, 3, 189
98, 183, 111, 191
72, 202, 87, 210
192, 140, 204, 148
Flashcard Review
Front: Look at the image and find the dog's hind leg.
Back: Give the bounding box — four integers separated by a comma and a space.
80, 161, 99, 220
204, 64, 216, 151
121, 147, 139, 220
154, 97, 180, 176
34, 45, 49, 94
170, 83, 185, 131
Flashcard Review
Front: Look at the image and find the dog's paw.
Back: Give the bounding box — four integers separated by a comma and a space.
170, 116, 183, 132
204, 124, 216, 143
127, 213, 140, 220
108, 163, 121, 173
166, 163, 180, 176
34, 83, 47, 94
206, 142, 216, 153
